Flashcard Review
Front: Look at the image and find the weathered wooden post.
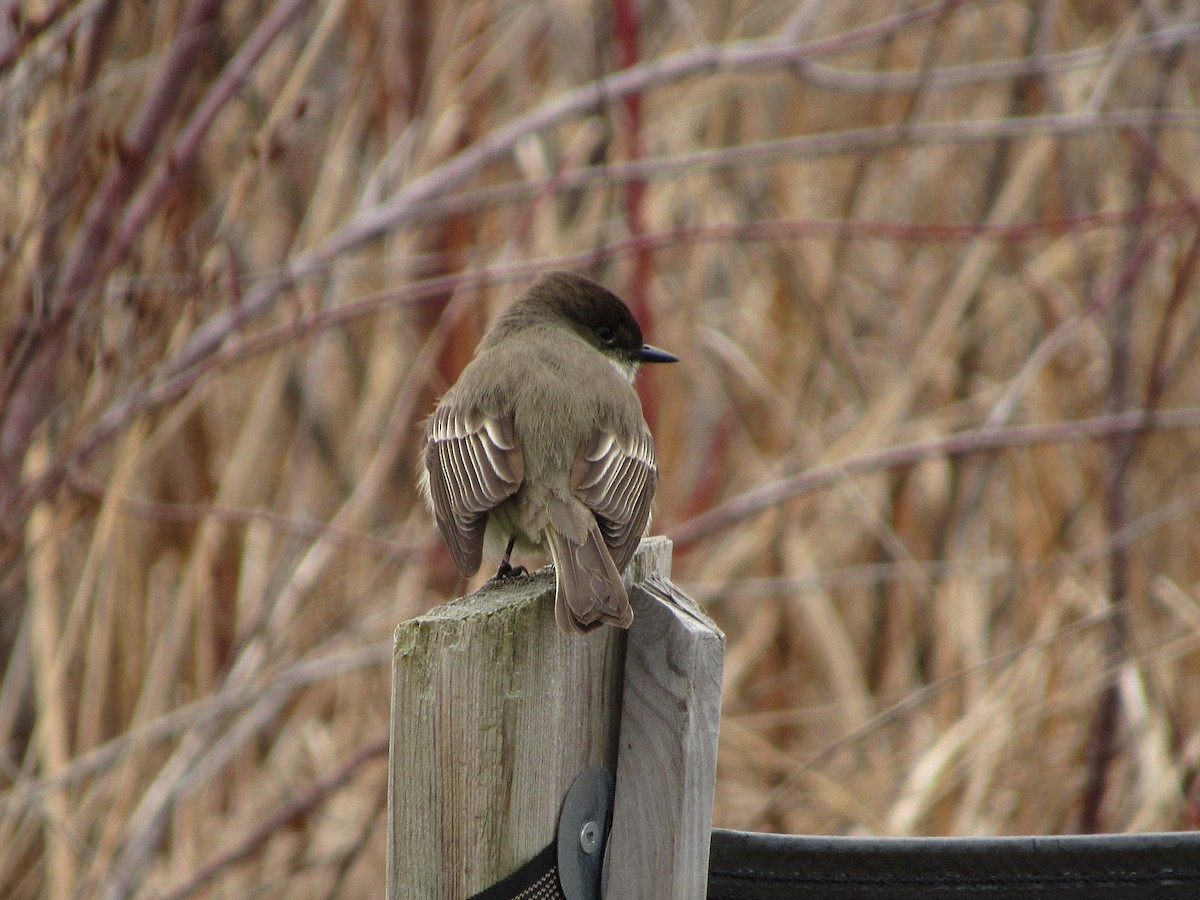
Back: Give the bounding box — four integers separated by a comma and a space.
387, 537, 723, 899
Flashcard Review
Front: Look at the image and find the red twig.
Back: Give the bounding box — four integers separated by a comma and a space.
53, 0, 224, 311
612, 0, 649, 310
15, 200, 1190, 536
0, 0, 222, 530
0, 0, 75, 74
100, 0, 317, 278
0, 0, 119, 535
611, 0, 658, 426
1122, 128, 1200, 409
1079, 37, 1185, 833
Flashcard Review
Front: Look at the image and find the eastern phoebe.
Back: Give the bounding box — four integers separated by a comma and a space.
419, 271, 677, 633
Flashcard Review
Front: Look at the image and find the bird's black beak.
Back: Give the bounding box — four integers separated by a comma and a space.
637, 343, 678, 364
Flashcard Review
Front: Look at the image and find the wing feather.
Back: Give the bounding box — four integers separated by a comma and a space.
571, 427, 657, 573
423, 405, 523, 576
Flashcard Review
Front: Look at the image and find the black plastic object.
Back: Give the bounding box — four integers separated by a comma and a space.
708, 827, 1200, 899
468, 841, 562, 900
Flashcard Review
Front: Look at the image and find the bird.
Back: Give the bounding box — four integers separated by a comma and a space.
419, 270, 677, 633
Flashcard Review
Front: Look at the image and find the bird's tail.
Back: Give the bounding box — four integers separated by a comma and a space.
547, 518, 633, 634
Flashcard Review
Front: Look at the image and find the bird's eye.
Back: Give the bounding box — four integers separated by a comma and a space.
596, 325, 615, 345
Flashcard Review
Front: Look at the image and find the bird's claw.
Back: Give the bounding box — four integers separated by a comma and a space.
489, 559, 529, 582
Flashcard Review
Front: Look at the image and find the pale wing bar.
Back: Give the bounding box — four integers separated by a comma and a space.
424, 407, 523, 576
571, 428, 657, 572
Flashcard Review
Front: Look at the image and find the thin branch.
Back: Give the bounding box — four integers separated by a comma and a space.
0, 0, 222, 529
0, 0, 80, 74
14, 198, 1189, 534
669, 408, 1200, 549
66, 474, 430, 561
103, 654, 362, 898
125, 0, 989, 398
793, 21, 1200, 93
52, 0, 224, 310
690, 494, 1200, 605
740, 603, 1200, 830
320, 779, 387, 900
0, 0, 120, 532
0, 642, 389, 819
99, 0, 317, 277
290, 109, 1200, 235
1080, 30, 1187, 832
18, 49, 1189, 530
156, 733, 388, 900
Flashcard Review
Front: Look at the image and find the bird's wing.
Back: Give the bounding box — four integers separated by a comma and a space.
570, 427, 657, 573
423, 405, 524, 577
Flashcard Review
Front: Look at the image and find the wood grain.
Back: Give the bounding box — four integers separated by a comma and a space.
603, 554, 725, 898
387, 537, 720, 897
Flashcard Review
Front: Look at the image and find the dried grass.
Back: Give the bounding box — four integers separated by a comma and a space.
3, 0, 1200, 895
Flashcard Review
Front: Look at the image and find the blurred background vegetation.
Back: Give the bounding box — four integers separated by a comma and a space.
3, 0, 1200, 895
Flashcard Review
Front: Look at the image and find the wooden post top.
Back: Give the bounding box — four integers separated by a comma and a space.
387, 537, 723, 899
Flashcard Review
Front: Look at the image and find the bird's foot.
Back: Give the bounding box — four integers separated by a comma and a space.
486, 534, 527, 582
488, 559, 529, 582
